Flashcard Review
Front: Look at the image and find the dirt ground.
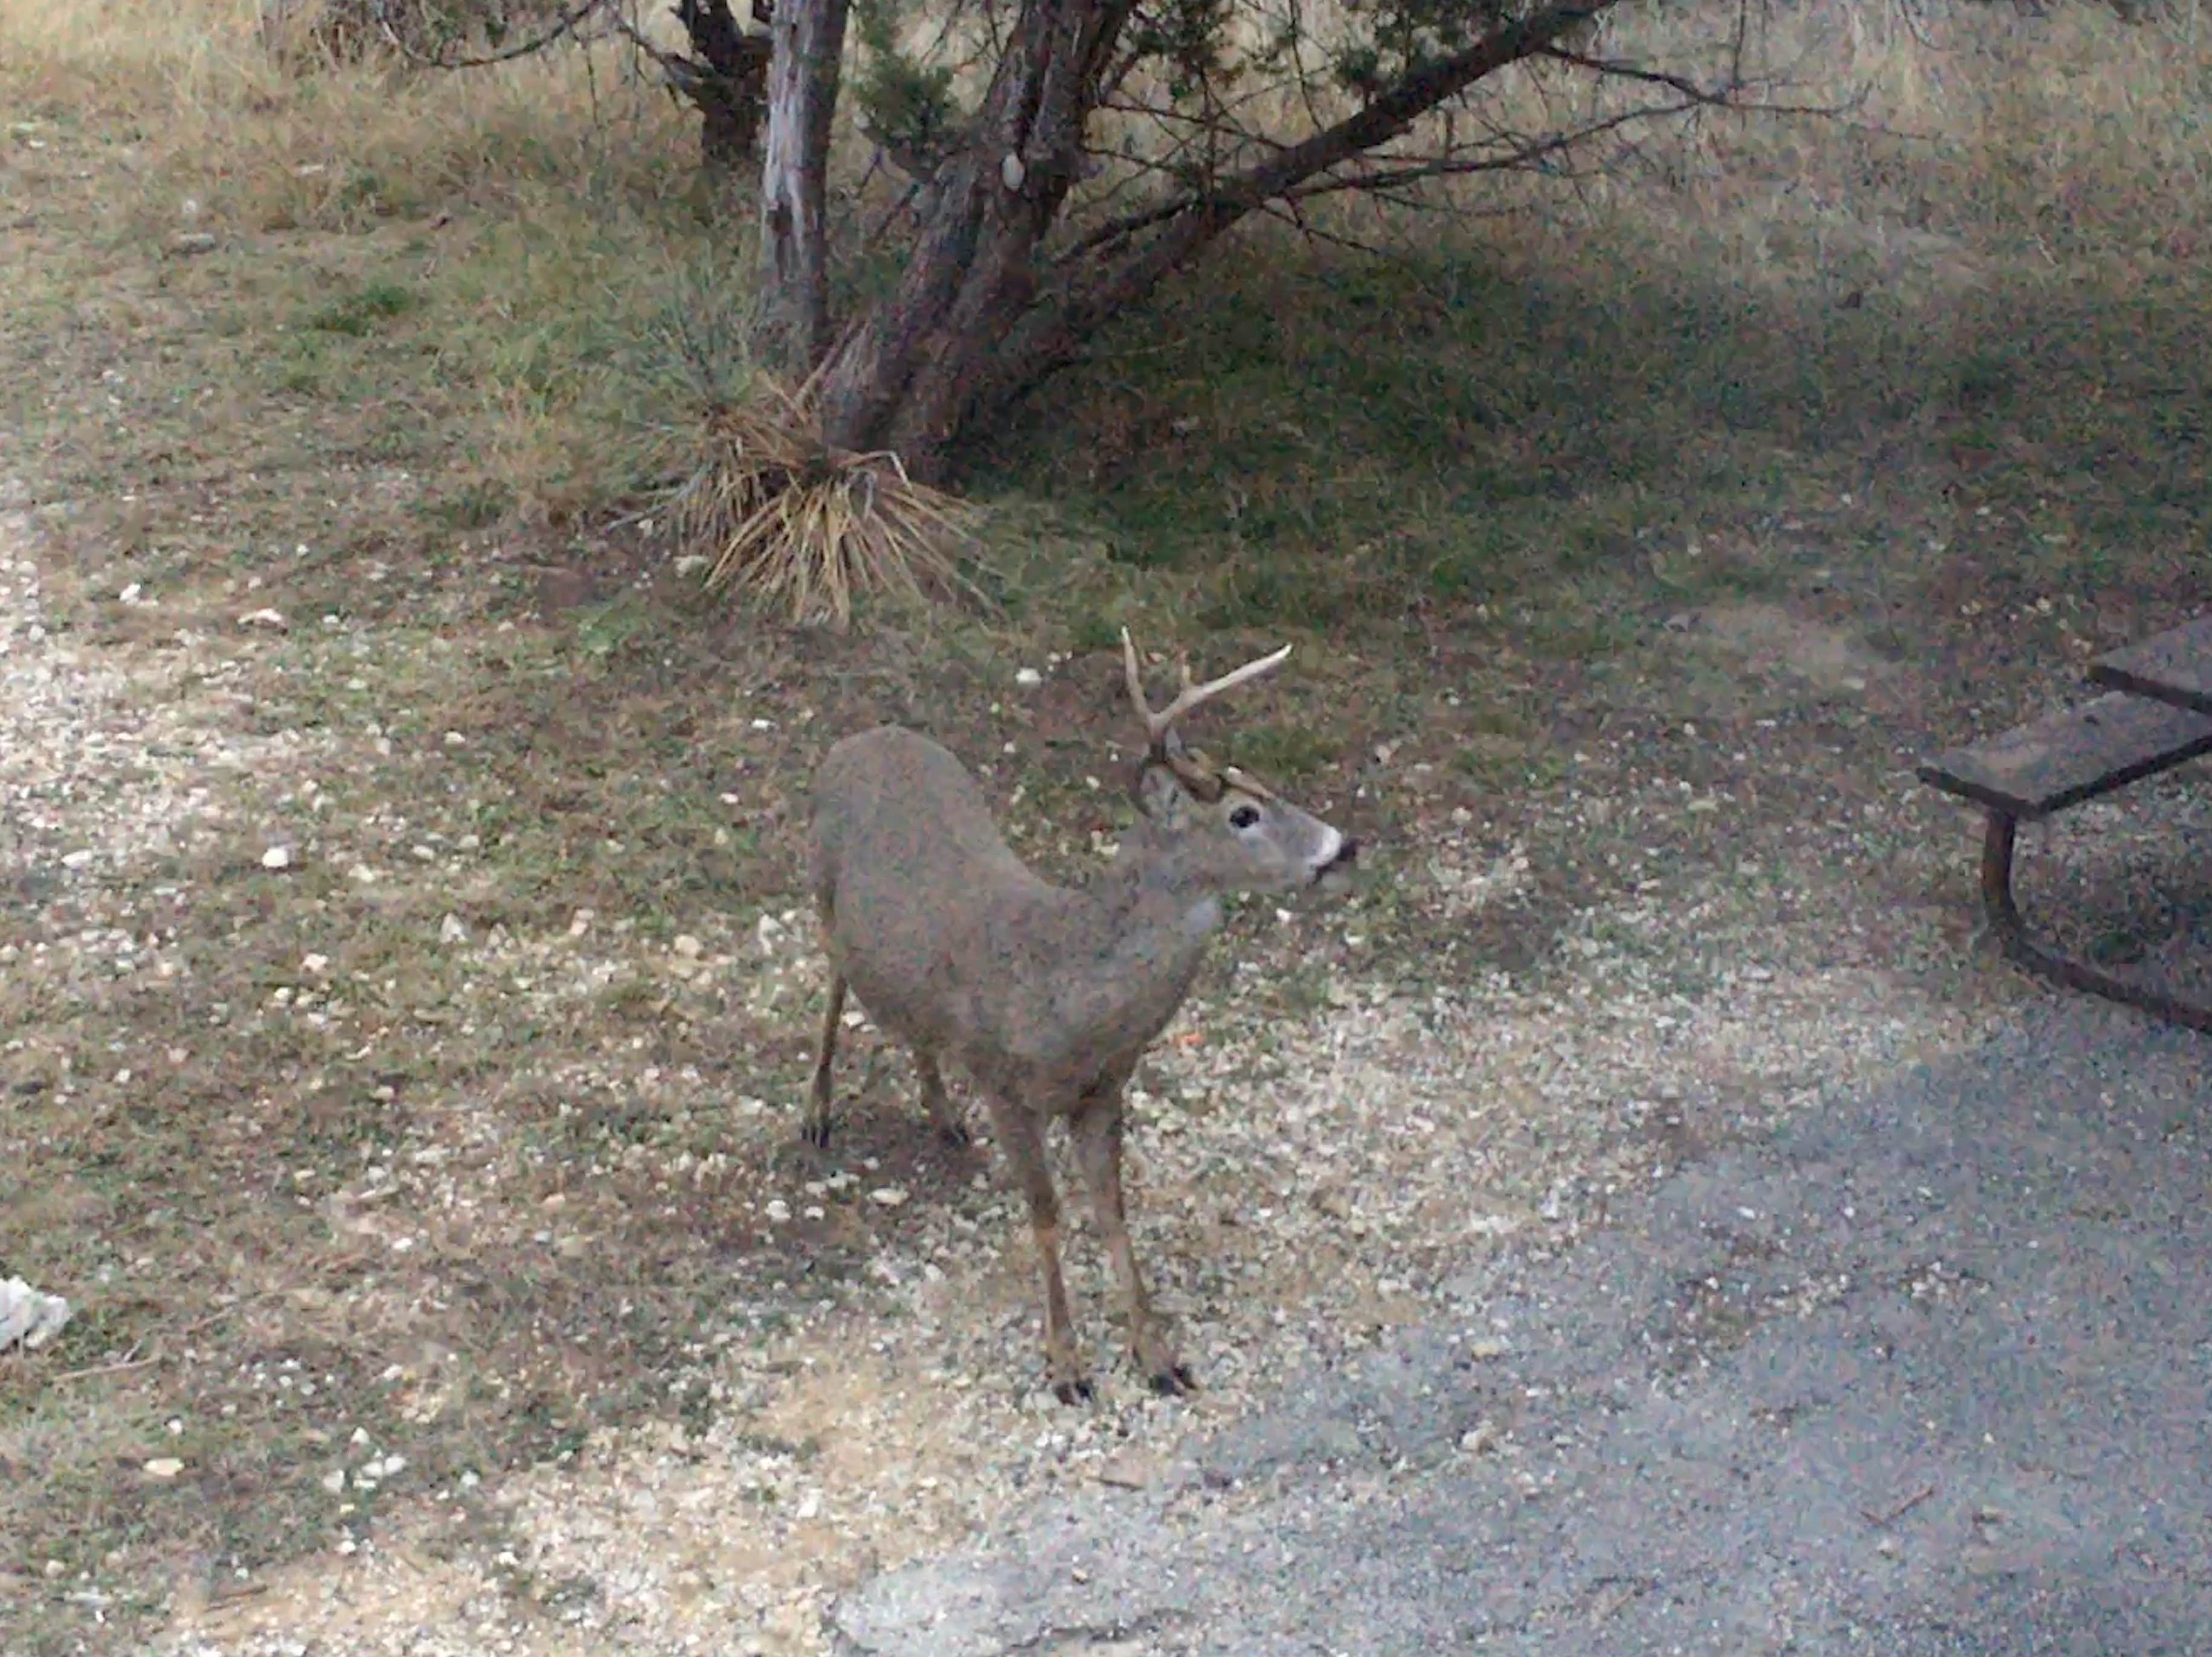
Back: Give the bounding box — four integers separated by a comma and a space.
5, 18, 2212, 1655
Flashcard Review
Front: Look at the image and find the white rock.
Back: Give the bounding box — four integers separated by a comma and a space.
143, 1458, 184, 1479
869, 1187, 909, 1208
0, 1278, 73, 1351
439, 914, 468, 944
261, 845, 292, 871
1014, 667, 1043, 688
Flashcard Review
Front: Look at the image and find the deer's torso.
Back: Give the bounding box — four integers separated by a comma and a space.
808, 725, 1218, 1113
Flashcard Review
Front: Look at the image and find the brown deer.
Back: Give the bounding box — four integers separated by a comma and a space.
803, 629, 1358, 1400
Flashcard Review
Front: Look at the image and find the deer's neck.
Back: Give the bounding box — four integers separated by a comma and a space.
1040, 821, 1224, 1038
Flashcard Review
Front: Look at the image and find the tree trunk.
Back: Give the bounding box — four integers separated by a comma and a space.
812, 0, 1136, 473
757, 0, 853, 374
675, 0, 774, 185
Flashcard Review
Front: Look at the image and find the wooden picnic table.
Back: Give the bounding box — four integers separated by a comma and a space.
1917, 609, 2212, 1034
2089, 612, 2212, 717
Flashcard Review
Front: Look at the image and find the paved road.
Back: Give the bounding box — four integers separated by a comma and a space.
827, 1002, 2212, 1656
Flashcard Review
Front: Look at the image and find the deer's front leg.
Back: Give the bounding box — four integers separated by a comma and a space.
803, 973, 846, 1149
1072, 1092, 1192, 1396
992, 1100, 1089, 1402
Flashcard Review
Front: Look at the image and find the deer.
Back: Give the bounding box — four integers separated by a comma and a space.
802, 629, 1358, 1402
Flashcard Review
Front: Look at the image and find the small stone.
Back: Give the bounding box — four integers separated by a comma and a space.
1095, 1450, 1162, 1490
672, 935, 703, 959
60, 849, 95, 870
261, 846, 292, 871
170, 232, 217, 255
439, 914, 468, 945
765, 1199, 792, 1223
869, 1187, 909, 1208
321, 1468, 347, 1493
302, 953, 329, 975
1458, 1423, 1498, 1455
1014, 667, 1043, 688
119, 582, 143, 604
143, 1458, 184, 1479
240, 608, 288, 630
1465, 1335, 1511, 1360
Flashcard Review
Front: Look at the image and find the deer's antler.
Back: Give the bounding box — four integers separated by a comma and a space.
1120, 627, 1291, 751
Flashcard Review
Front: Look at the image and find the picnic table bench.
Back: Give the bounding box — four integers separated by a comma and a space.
1917, 612, 2212, 1033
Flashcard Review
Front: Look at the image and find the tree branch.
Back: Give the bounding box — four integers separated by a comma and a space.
386, 0, 614, 68
983, 0, 1789, 423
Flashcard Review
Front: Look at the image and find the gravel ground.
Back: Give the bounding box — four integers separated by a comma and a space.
8, 482, 2202, 1655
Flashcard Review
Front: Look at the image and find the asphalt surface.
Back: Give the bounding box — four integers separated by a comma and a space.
826, 1000, 2212, 1656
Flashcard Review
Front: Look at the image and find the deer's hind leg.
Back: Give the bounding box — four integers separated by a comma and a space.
803, 972, 846, 1149
914, 1051, 969, 1149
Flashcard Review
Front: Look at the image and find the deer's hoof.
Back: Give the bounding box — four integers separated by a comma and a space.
936, 1120, 973, 1151
801, 1116, 833, 1150
1051, 1374, 1095, 1405
1148, 1362, 1197, 1397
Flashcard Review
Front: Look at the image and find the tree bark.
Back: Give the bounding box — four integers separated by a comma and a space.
812, 0, 1137, 471
675, 0, 774, 185
757, 0, 854, 374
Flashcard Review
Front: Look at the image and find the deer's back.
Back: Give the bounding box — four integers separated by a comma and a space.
808, 726, 1052, 1037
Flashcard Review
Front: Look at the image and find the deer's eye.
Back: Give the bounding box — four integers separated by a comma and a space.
1229, 804, 1261, 830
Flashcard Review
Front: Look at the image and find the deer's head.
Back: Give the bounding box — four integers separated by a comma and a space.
1120, 628, 1359, 895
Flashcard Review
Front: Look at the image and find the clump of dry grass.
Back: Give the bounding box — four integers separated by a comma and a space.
659, 374, 984, 631
0, 0, 693, 234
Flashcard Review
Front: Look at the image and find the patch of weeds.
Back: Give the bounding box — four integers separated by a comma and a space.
426, 469, 513, 526
1066, 611, 1124, 655
339, 171, 388, 216
1950, 346, 2021, 412
1230, 722, 1335, 782
308, 281, 419, 338
574, 595, 657, 661
594, 975, 666, 1024
1256, 957, 1336, 1021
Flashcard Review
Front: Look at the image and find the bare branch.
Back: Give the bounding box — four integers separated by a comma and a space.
1533, 44, 1861, 118
387, 0, 614, 68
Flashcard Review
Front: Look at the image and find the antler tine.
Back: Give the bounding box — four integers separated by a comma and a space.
1120, 626, 1162, 741
1120, 626, 1291, 748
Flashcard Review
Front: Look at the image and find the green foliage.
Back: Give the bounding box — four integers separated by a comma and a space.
852, 0, 963, 173
1333, 0, 1497, 97
1124, 0, 1242, 101
307, 280, 419, 336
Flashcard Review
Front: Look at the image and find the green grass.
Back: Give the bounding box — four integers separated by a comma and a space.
306, 278, 420, 336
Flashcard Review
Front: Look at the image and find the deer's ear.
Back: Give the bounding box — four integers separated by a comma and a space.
1136, 760, 1193, 827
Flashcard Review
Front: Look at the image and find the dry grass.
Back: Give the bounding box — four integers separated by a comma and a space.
1, 0, 695, 226
660, 379, 984, 630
